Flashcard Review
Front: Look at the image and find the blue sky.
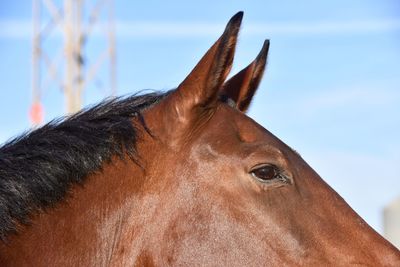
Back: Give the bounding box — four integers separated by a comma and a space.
0, 1, 399, 234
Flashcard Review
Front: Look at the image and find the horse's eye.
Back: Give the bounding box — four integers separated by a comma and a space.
251, 165, 278, 181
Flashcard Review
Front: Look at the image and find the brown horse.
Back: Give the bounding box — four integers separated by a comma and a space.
0, 12, 399, 266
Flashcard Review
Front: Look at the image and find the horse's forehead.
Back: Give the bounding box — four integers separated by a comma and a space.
208, 104, 275, 143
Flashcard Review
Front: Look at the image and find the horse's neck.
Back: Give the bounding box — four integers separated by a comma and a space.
0, 158, 146, 266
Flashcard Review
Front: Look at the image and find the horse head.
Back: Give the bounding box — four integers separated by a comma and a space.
1, 11, 399, 266
139, 12, 400, 266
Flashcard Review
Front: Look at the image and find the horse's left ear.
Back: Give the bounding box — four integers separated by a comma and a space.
221, 40, 269, 112
158, 12, 243, 142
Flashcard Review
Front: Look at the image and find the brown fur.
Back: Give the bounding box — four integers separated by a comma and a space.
1, 12, 399, 266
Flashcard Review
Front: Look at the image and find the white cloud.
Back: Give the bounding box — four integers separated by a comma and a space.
115, 19, 400, 38
1, 18, 400, 39
298, 85, 400, 115
251, 82, 400, 125
245, 19, 400, 36
0, 19, 32, 39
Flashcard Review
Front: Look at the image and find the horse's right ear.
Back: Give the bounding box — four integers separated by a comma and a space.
221, 40, 269, 112
159, 12, 243, 143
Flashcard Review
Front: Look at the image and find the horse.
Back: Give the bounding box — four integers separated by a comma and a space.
0, 11, 399, 266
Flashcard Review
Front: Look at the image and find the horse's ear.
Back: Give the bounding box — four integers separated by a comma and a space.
164, 12, 242, 131
221, 40, 269, 112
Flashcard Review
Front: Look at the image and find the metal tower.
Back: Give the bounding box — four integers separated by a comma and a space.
31, 0, 116, 125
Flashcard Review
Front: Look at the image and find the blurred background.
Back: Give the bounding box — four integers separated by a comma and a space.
0, 1, 399, 247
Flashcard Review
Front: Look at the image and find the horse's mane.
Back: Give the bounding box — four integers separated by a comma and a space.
0, 91, 166, 240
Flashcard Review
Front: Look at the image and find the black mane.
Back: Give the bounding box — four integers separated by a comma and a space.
0, 91, 166, 240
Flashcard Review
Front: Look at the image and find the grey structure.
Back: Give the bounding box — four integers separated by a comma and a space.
384, 196, 400, 249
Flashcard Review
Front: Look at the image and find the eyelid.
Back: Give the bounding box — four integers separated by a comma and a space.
249, 163, 281, 173
244, 144, 289, 171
